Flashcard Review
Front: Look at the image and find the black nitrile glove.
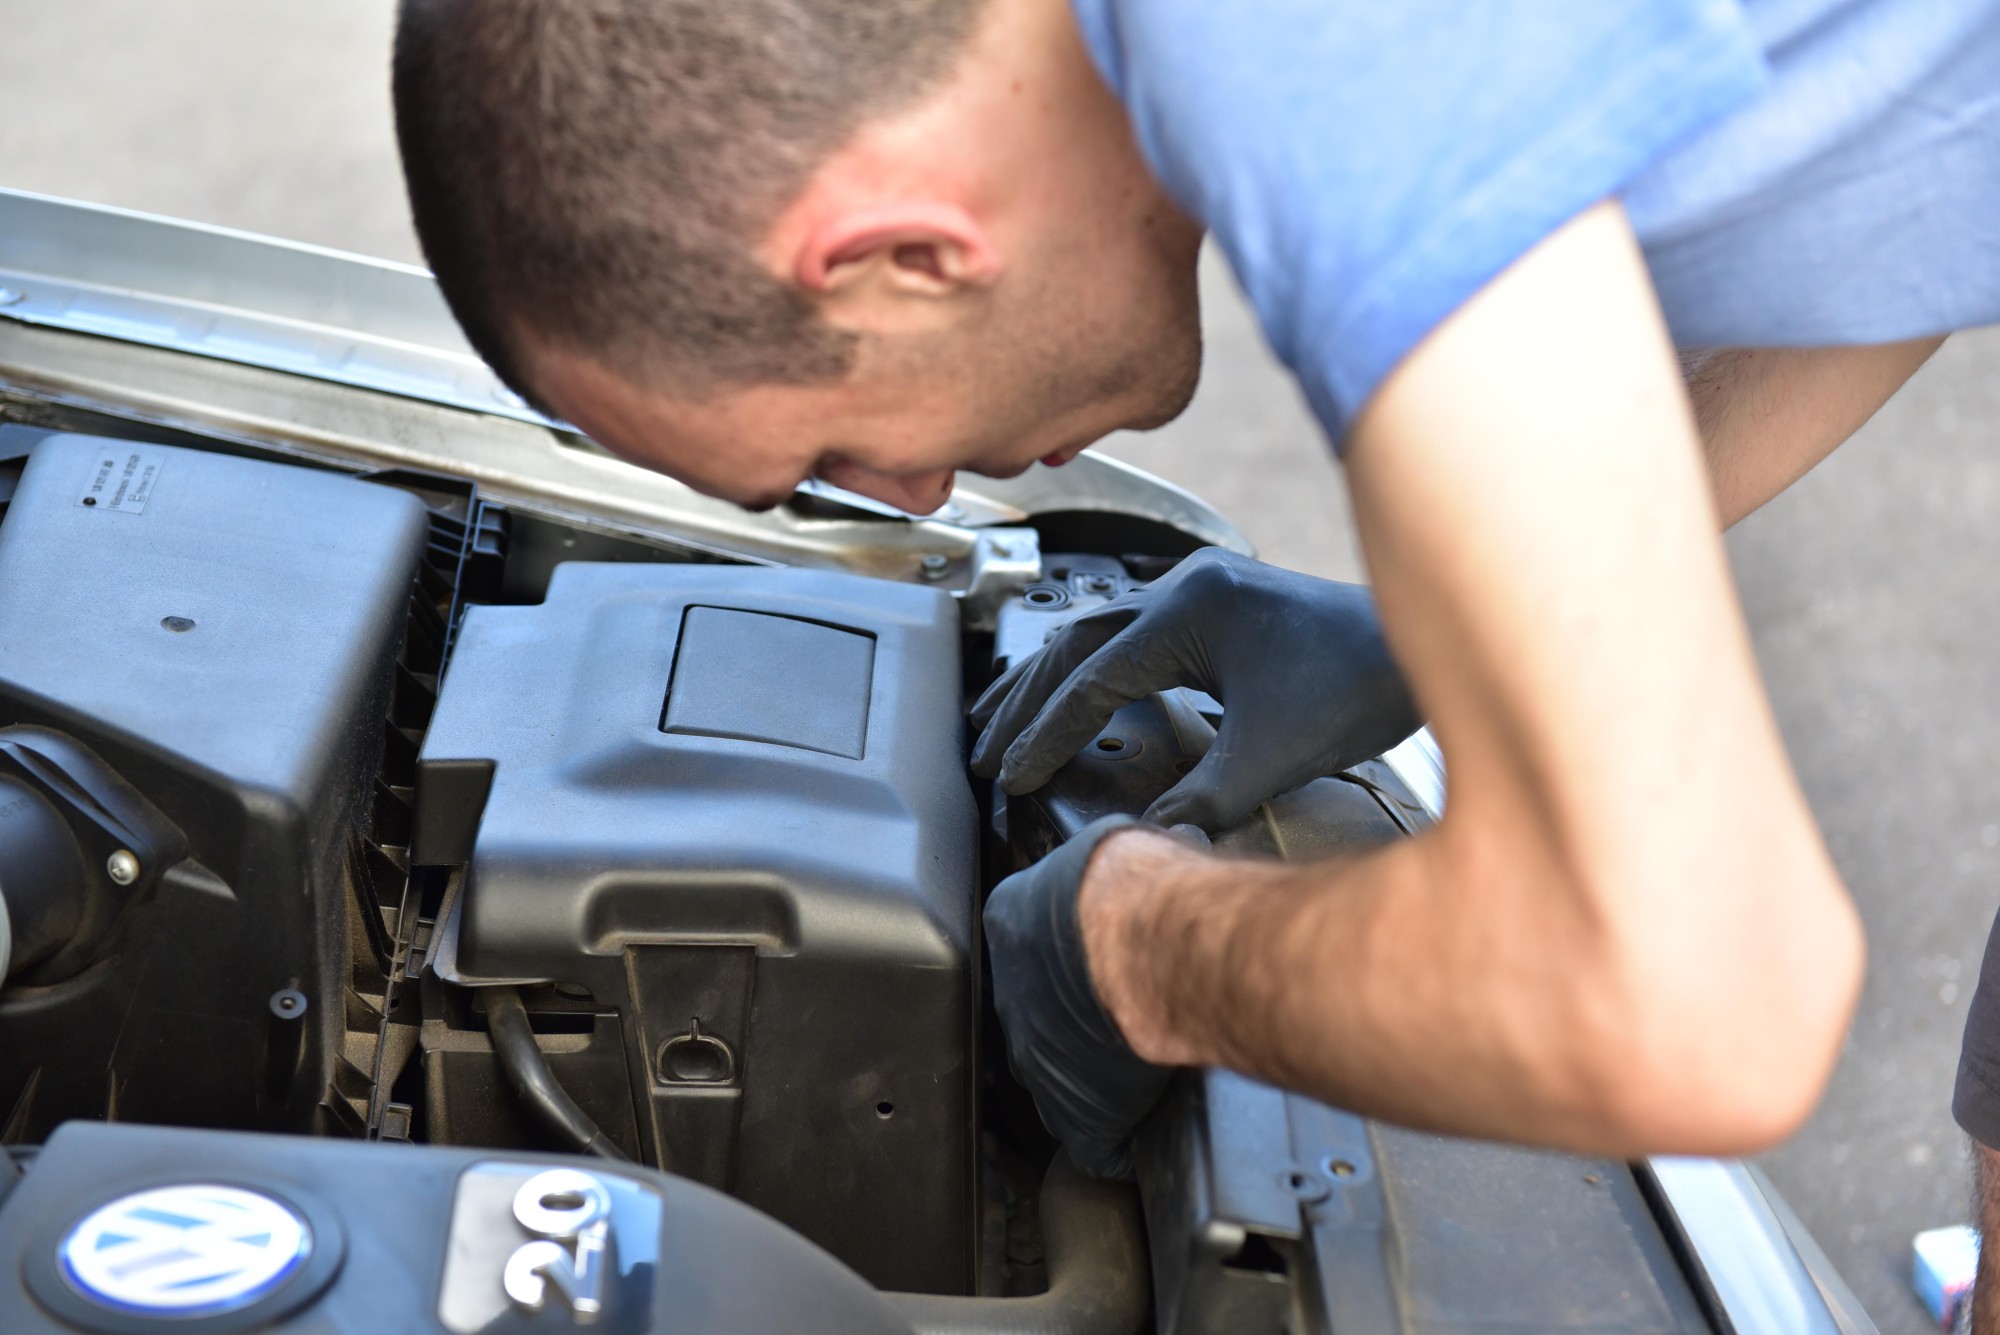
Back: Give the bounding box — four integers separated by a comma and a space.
971, 547, 1423, 832
985, 814, 1171, 1180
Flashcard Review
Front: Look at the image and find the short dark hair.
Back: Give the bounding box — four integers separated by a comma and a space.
392, 0, 984, 406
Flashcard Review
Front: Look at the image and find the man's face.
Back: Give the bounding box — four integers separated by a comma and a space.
517, 0, 1205, 514
526, 205, 1204, 516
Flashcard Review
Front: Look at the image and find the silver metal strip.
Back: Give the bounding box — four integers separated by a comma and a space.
0, 187, 521, 421
1648, 1157, 1870, 1335
1380, 729, 1445, 818
0, 317, 1245, 596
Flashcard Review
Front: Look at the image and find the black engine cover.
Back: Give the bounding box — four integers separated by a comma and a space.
0, 1122, 913, 1333
416, 563, 979, 1294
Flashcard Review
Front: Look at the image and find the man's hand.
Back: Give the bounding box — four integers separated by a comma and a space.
983, 815, 1176, 1178
970, 549, 1422, 831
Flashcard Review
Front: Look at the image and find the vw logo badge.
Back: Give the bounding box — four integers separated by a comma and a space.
58, 1184, 313, 1317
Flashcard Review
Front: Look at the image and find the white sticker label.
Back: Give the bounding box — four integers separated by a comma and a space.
80, 447, 165, 514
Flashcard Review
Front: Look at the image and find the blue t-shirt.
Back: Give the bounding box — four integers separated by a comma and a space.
1069, 0, 2000, 445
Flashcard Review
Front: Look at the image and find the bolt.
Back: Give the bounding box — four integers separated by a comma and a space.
0, 287, 21, 307
920, 553, 950, 580
106, 849, 140, 885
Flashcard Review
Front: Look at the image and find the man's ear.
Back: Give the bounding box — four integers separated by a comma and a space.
795, 202, 1001, 309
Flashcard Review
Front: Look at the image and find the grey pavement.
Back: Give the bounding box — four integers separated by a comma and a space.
7, 4, 1998, 1328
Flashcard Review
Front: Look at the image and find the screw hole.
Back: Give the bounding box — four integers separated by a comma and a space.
1327, 1159, 1356, 1178
1095, 737, 1126, 753
161, 615, 196, 633
541, 1190, 587, 1211
876, 1101, 895, 1119
1022, 583, 1070, 610
1173, 758, 1197, 775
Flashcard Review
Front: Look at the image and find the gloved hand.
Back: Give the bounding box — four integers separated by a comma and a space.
984, 814, 1174, 1180
971, 547, 1422, 831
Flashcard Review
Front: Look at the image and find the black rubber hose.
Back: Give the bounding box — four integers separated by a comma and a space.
0, 777, 86, 981
886, 1154, 1148, 1335
483, 987, 628, 1161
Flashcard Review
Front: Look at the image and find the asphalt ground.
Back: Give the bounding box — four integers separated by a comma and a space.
7, 4, 1999, 1328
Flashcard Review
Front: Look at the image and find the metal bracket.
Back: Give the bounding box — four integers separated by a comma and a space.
955, 526, 1042, 631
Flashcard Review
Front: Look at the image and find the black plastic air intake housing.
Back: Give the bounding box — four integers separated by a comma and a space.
0, 429, 428, 1137
416, 563, 979, 1295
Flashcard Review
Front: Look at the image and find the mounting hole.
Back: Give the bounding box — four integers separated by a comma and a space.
1173, 758, 1198, 775
1325, 1158, 1357, 1178
1281, 1163, 1333, 1203
541, 1190, 587, 1211
1095, 737, 1126, 753
875, 1101, 895, 1119
161, 615, 196, 633
1022, 583, 1070, 610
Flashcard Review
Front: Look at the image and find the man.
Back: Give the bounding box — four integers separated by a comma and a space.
392, 0, 2000, 1268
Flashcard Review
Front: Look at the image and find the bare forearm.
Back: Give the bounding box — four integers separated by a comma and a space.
1078, 826, 1568, 1143
1685, 338, 1943, 528
1976, 1142, 2000, 1333
1079, 816, 1848, 1157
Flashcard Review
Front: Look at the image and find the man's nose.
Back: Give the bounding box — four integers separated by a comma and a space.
815, 460, 957, 516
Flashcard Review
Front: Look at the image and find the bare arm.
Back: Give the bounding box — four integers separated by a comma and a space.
1685, 338, 1942, 528
1077, 200, 1864, 1156
1976, 1143, 2000, 1332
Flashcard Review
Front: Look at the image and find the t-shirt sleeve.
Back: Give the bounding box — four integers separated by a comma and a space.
1069, 0, 1768, 447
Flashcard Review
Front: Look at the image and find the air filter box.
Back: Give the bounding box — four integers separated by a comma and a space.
416, 563, 978, 1294
0, 429, 428, 1135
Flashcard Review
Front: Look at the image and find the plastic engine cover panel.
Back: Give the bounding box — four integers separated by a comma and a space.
0, 1122, 914, 1334
417, 562, 977, 1294
0, 429, 428, 1137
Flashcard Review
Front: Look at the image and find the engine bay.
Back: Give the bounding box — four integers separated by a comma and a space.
0, 420, 1734, 1333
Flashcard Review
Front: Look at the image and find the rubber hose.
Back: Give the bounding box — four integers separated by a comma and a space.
483, 987, 628, 1161
887, 1154, 1148, 1335
0, 777, 86, 982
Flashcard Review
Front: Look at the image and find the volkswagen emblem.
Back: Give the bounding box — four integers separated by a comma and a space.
58, 1184, 313, 1317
